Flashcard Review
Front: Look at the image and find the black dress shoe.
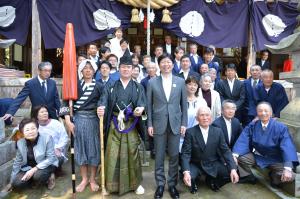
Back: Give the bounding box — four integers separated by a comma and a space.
168, 186, 180, 199
206, 177, 220, 192
239, 174, 257, 184
154, 186, 164, 199
190, 180, 198, 194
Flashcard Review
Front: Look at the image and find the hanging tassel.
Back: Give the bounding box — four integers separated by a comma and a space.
150, 9, 155, 23
139, 9, 144, 22
131, 8, 140, 23
161, 8, 172, 23
215, 0, 225, 5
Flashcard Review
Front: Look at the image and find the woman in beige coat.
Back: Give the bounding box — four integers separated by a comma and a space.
198, 73, 221, 121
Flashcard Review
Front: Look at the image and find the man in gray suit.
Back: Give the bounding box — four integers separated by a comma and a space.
147, 54, 187, 199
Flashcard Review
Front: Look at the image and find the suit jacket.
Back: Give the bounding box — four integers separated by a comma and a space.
147, 75, 187, 134
163, 44, 176, 57
244, 77, 261, 117
7, 77, 60, 119
172, 60, 181, 74
256, 58, 271, 70
181, 125, 236, 177
10, 133, 59, 182
97, 77, 115, 88
212, 55, 223, 72
212, 116, 243, 149
189, 54, 203, 73
198, 89, 221, 120
177, 70, 201, 82
216, 79, 245, 111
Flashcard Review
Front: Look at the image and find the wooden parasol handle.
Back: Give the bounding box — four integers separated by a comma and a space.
99, 116, 109, 196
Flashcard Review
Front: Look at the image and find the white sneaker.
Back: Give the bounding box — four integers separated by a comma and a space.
135, 185, 145, 195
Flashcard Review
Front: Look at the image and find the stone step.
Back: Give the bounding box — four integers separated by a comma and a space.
0, 159, 14, 191
0, 141, 16, 167
252, 168, 300, 198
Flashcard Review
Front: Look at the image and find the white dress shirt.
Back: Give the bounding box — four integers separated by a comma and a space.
223, 116, 232, 143
38, 75, 47, 92
251, 78, 259, 87
227, 78, 235, 93
200, 126, 209, 144
166, 44, 172, 54
175, 59, 181, 69
179, 69, 189, 80
161, 74, 172, 101
89, 55, 99, 63
191, 54, 199, 64
154, 57, 161, 76
261, 121, 269, 130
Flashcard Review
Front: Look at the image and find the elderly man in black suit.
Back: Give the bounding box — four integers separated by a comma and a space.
181, 106, 239, 194
216, 63, 245, 121
212, 100, 243, 149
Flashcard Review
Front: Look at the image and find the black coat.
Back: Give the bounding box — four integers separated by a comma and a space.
212, 116, 243, 149
181, 125, 236, 177
216, 79, 245, 121
256, 58, 271, 70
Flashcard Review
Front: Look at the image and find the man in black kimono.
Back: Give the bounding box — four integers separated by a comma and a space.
97, 56, 146, 195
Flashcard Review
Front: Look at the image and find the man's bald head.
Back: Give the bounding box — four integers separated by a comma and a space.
261, 69, 273, 88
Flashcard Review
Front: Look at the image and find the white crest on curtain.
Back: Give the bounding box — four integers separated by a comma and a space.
262, 14, 287, 37
93, 9, 121, 30
0, 6, 16, 27
179, 11, 205, 37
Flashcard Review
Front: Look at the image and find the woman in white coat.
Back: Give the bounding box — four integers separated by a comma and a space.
198, 73, 221, 121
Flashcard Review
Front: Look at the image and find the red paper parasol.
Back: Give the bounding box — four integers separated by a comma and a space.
63, 23, 78, 101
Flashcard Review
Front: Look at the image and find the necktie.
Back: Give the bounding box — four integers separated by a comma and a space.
42, 81, 47, 96
253, 80, 257, 88
103, 80, 106, 84
262, 125, 266, 131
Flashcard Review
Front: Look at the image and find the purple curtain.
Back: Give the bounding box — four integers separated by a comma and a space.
0, 0, 31, 45
251, 1, 299, 51
37, 0, 132, 49
160, 0, 249, 48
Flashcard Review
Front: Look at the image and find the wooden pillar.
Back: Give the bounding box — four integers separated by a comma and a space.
31, 0, 42, 77
246, 23, 256, 78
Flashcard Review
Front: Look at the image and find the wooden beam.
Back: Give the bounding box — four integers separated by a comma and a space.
31, 0, 42, 77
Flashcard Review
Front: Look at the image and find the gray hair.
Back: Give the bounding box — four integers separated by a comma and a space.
221, 99, 237, 110
250, 64, 261, 71
38, 62, 52, 70
200, 73, 212, 84
196, 106, 212, 116
209, 68, 217, 73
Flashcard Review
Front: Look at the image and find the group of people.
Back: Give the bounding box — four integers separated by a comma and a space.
1, 28, 298, 199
